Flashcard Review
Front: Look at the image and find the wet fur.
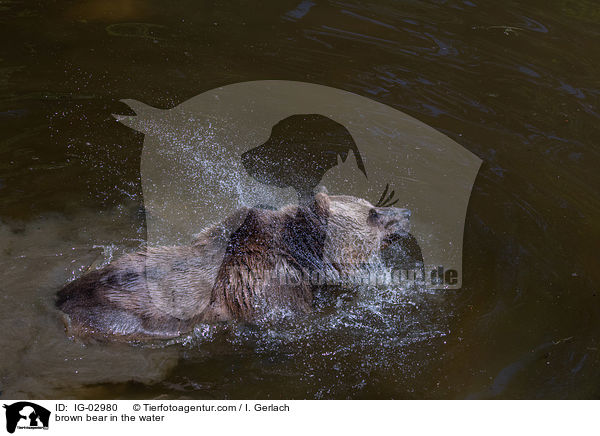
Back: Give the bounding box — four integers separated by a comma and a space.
56, 193, 410, 341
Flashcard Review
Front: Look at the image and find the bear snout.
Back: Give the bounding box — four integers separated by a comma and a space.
368, 207, 411, 233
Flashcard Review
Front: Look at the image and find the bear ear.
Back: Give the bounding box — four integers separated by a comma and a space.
311, 191, 331, 218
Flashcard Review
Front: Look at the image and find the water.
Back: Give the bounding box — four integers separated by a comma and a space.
1, 0, 599, 399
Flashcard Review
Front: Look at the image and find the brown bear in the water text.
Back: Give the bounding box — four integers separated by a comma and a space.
56, 192, 414, 341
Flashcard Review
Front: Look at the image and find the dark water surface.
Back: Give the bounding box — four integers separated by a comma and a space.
1, 0, 599, 399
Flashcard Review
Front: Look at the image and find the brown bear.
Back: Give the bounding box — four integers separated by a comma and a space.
56, 192, 413, 341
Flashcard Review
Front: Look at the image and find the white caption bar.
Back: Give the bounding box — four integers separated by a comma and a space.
0, 400, 596, 436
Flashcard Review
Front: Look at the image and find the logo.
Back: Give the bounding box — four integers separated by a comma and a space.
3, 402, 50, 433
